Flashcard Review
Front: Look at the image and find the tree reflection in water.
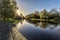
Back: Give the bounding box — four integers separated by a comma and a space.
26, 20, 59, 29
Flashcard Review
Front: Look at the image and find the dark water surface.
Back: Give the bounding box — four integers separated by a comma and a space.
16, 20, 60, 40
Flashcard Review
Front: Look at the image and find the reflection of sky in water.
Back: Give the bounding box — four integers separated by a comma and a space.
16, 20, 60, 40
16, 23, 22, 29
17, 20, 60, 31
45, 24, 60, 32
16, 20, 60, 32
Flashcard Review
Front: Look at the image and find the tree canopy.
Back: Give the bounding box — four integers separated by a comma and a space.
0, 0, 18, 20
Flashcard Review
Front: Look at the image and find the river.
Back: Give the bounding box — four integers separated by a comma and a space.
16, 20, 60, 40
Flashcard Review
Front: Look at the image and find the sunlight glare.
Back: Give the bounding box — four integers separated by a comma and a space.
17, 10, 20, 15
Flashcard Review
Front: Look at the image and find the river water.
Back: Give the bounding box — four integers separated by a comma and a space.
16, 20, 60, 40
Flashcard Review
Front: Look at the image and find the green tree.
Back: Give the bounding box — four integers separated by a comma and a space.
40, 9, 47, 19
34, 11, 40, 19
0, 0, 18, 20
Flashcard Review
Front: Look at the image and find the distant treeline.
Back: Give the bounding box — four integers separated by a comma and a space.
25, 9, 60, 20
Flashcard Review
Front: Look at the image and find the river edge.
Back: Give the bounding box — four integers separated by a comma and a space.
0, 21, 27, 40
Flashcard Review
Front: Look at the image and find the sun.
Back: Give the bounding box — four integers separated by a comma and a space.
16, 10, 20, 15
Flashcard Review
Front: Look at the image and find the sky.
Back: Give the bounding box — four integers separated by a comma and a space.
16, 0, 60, 16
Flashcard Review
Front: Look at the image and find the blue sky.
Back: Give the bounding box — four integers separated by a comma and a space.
16, 0, 60, 15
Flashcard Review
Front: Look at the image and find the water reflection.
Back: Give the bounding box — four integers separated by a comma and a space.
26, 20, 59, 29
27, 20, 48, 28
17, 20, 60, 40
26, 20, 60, 31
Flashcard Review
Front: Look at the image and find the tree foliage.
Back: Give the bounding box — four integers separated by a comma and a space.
0, 0, 18, 20
25, 8, 60, 19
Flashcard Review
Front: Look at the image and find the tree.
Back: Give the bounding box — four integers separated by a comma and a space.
0, 0, 4, 18
50, 8, 58, 13
33, 11, 40, 19
40, 9, 47, 19
49, 8, 60, 19
20, 13, 24, 18
34, 11, 39, 14
0, 0, 18, 20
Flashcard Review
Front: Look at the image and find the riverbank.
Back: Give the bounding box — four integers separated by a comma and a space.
0, 21, 27, 40
29, 19, 59, 22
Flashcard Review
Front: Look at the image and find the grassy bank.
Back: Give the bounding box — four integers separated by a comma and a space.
0, 19, 20, 24
30, 19, 59, 22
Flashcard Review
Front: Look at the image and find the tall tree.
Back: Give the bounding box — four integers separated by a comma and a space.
0, 0, 18, 20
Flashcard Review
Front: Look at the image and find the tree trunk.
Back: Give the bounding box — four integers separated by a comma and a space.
3, 16, 6, 20
3, 18, 5, 20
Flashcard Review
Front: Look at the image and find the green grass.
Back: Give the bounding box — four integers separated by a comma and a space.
30, 18, 59, 22
0, 18, 20, 24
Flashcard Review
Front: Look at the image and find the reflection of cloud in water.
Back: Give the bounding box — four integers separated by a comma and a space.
26, 20, 60, 32
16, 22, 22, 29
45, 24, 60, 32
16, 20, 24, 29
54, 25, 60, 32
17, 20, 60, 32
